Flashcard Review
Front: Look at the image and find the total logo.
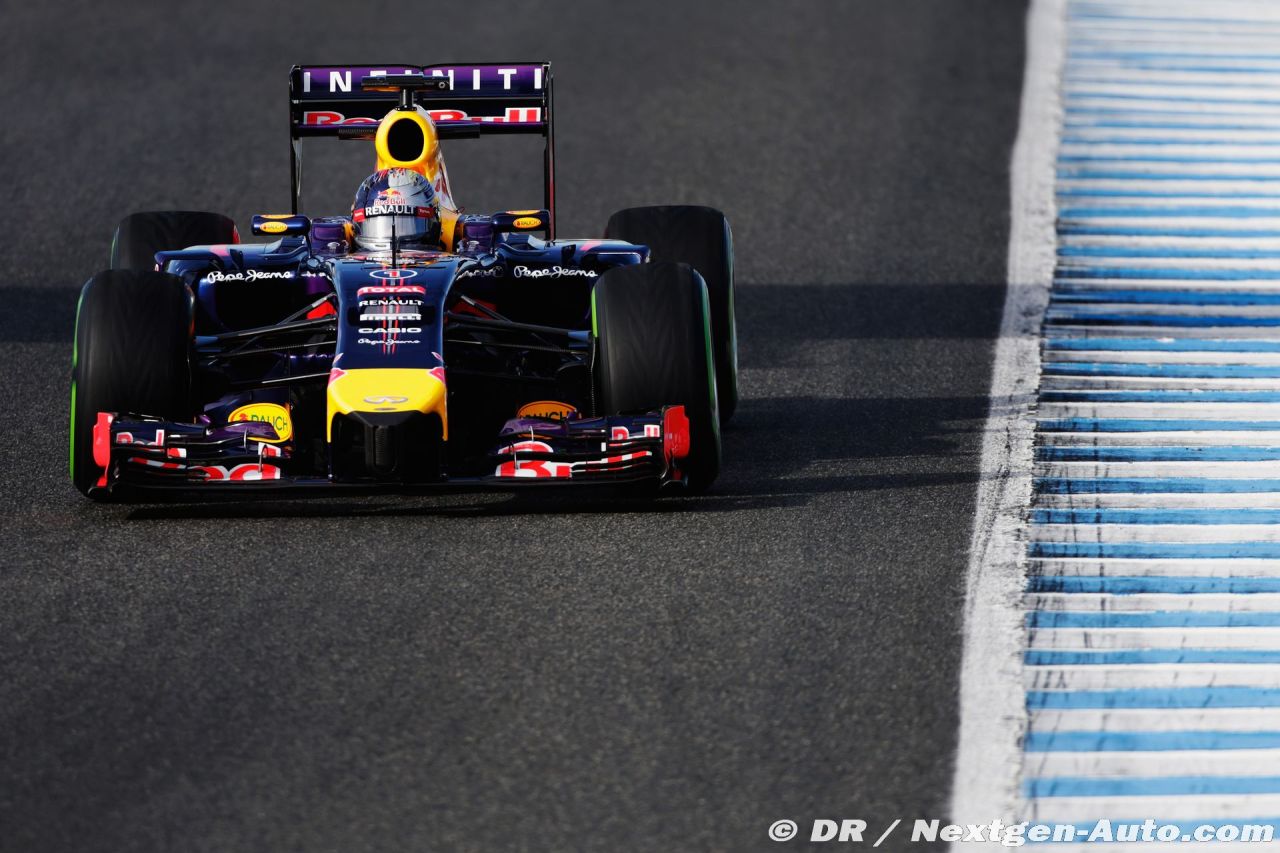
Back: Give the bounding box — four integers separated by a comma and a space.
370, 268, 418, 280
357, 285, 426, 296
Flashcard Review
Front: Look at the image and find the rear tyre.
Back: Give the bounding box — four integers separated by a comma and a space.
70, 270, 195, 498
593, 262, 720, 492
110, 211, 238, 271
605, 205, 738, 423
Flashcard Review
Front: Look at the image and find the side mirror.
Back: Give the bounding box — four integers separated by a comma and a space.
491, 209, 550, 239
252, 214, 311, 237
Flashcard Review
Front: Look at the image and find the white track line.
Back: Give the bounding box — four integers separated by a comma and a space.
1031, 524, 1280, 543
949, 0, 1064, 842
1061, 185, 1280, 199
1039, 432, 1280, 446
1036, 461, 1280, 477
1026, 592, 1280, 609
1061, 257, 1280, 270
1041, 377, 1280, 390
1027, 666, 1280, 689
1043, 351, 1280, 364
1040, 403, 1280, 419
1034, 494, 1280, 509
1029, 557, 1280, 577
954, 2, 1280, 845
1065, 83, 1280, 102
1060, 235, 1280, 248
1065, 71, 1280, 88
1064, 111, 1280, 127
1031, 705, 1280, 732
1046, 328, 1280, 340
1027, 627, 1280, 650
1049, 304, 1280, 316
1067, 98, 1280, 117
1061, 143, 1280, 158
1050, 282, 1280, 292
1028, 748, 1280, 776
1061, 199, 1280, 210
1066, 130, 1280, 144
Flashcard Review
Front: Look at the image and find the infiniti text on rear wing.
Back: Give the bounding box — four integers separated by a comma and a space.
290, 63, 549, 137
287, 62, 555, 225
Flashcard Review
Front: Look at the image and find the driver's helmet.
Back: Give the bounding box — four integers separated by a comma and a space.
351, 167, 441, 251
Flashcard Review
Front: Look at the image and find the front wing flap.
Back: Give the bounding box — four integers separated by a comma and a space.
487, 413, 685, 481
93, 413, 289, 488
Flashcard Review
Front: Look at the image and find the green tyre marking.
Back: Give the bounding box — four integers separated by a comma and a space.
699, 279, 720, 443
69, 285, 87, 479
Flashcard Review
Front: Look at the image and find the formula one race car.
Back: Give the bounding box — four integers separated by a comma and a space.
70, 63, 737, 499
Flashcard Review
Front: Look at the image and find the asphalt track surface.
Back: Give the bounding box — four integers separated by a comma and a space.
0, 2, 1026, 851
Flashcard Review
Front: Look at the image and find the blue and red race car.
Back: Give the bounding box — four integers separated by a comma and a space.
70, 63, 737, 499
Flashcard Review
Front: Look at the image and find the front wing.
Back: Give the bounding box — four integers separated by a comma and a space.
88, 408, 692, 496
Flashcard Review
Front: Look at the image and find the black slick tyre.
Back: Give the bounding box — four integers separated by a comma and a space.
592, 262, 720, 492
604, 205, 738, 423
110, 211, 238, 271
70, 270, 194, 498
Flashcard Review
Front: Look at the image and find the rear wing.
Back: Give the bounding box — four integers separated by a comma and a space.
287, 62, 555, 232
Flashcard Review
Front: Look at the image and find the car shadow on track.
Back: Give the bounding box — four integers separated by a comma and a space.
122, 393, 990, 521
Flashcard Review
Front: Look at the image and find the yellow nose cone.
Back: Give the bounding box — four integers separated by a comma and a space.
327, 368, 448, 440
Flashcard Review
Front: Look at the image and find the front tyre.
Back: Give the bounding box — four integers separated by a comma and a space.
593, 262, 720, 492
70, 270, 194, 498
605, 205, 738, 423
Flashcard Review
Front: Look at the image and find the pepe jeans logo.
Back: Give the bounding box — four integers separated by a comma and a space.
363, 395, 409, 405
512, 266, 597, 279
205, 270, 295, 282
